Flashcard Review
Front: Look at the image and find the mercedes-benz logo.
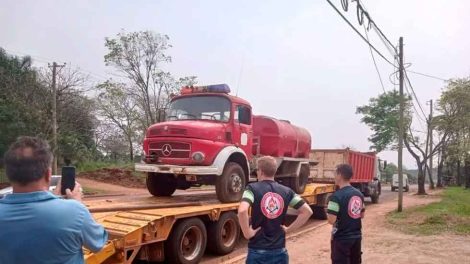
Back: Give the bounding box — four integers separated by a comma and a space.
161, 144, 172, 156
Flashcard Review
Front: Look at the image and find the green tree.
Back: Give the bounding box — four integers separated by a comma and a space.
97, 81, 140, 161
103, 30, 197, 129
0, 48, 98, 167
437, 78, 470, 188
357, 91, 449, 194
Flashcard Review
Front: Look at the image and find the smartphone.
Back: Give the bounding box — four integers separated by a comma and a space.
61, 166, 76, 195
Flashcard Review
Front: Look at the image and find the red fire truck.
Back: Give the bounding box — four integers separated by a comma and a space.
135, 84, 314, 203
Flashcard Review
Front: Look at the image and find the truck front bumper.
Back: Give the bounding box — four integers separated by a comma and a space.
135, 163, 219, 175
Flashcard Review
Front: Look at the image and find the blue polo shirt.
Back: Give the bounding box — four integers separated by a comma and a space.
0, 191, 108, 264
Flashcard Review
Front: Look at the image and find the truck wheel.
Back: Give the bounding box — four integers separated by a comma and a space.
216, 162, 246, 203
206, 211, 240, 255
370, 194, 379, 204
287, 165, 309, 194
165, 218, 207, 264
312, 205, 327, 220
405, 185, 409, 192
146, 173, 177, 196
391, 187, 395, 192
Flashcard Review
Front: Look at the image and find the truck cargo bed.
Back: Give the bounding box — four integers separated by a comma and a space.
310, 149, 376, 183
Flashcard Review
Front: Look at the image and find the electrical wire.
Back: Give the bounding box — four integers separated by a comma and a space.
404, 70, 428, 119
406, 70, 448, 82
325, 0, 395, 66
363, 23, 386, 93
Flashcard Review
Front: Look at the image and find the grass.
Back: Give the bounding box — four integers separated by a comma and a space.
76, 161, 133, 172
82, 187, 106, 196
388, 187, 470, 235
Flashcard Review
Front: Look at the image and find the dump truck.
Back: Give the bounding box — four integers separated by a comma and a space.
310, 149, 382, 203
135, 84, 314, 203
84, 183, 335, 264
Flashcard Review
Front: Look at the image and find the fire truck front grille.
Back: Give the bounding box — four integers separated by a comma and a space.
148, 142, 191, 159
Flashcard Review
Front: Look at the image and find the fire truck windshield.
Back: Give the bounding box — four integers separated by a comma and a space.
167, 95, 231, 122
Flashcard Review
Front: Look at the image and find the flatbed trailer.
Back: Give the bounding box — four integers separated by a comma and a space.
84, 183, 335, 264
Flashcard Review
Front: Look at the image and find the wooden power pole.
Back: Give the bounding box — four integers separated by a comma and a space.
397, 37, 404, 212
49, 62, 65, 175
429, 99, 433, 185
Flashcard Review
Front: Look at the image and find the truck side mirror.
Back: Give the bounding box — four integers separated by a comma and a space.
383, 161, 387, 169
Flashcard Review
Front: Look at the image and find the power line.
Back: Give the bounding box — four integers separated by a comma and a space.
404, 70, 428, 119
363, 23, 386, 93
407, 70, 448, 82
2, 48, 108, 82
325, 0, 395, 66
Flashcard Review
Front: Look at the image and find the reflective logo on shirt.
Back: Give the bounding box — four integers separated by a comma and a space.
348, 196, 363, 219
260, 192, 284, 219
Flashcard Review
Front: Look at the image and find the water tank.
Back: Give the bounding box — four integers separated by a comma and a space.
252, 115, 312, 158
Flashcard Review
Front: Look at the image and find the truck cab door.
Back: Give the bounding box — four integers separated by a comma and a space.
232, 104, 253, 159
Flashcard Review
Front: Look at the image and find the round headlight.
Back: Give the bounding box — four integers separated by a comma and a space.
192, 152, 205, 163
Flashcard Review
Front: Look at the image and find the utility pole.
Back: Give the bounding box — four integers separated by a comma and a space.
397, 37, 404, 212
429, 99, 434, 187
49, 62, 65, 175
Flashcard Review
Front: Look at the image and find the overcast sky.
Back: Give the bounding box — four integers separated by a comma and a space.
1, 0, 469, 168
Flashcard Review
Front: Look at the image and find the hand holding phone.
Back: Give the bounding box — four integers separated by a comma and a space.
61, 166, 76, 195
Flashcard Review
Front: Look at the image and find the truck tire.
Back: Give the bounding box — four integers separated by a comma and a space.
391, 186, 395, 192
370, 193, 379, 204
216, 162, 246, 203
165, 217, 207, 264
405, 185, 409, 192
206, 211, 240, 255
312, 205, 327, 220
287, 165, 309, 194
146, 173, 177, 197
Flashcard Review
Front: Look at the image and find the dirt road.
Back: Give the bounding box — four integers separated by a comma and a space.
225, 185, 470, 264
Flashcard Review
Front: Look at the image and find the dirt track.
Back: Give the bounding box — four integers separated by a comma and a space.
227, 186, 470, 264
79, 179, 470, 264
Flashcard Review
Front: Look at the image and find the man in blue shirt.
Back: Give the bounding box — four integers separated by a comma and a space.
0, 136, 108, 264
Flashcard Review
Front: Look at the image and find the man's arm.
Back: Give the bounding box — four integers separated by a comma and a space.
81, 207, 108, 252
237, 189, 260, 240
283, 193, 313, 233
326, 195, 340, 225
283, 203, 312, 233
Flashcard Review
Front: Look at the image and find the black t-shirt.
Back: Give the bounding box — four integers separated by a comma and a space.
241, 180, 305, 249
327, 185, 365, 240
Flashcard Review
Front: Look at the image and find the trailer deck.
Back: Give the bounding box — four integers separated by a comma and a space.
84, 183, 335, 264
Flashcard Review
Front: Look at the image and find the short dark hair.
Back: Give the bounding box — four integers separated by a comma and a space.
336, 164, 353, 180
257, 156, 277, 177
4, 136, 53, 185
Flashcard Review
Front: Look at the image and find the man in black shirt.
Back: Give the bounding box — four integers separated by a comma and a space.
327, 164, 365, 264
238, 156, 312, 264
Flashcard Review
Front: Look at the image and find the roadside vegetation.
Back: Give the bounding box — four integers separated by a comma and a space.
388, 187, 470, 235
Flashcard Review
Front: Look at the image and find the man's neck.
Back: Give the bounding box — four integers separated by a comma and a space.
337, 182, 351, 189
12, 183, 48, 193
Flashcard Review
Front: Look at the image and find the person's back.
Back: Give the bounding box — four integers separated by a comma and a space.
0, 192, 106, 264
0, 136, 107, 264
329, 185, 364, 240
327, 164, 365, 264
238, 156, 312, 264
246, 180, 298, 249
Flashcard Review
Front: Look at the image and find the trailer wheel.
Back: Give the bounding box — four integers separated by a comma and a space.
216, 162, 246, 203
147, 173, 177, 197
370, 193, 379, 204
165, 218, 207, 264
207, 211, 240, 255
287, 165, 309, 194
